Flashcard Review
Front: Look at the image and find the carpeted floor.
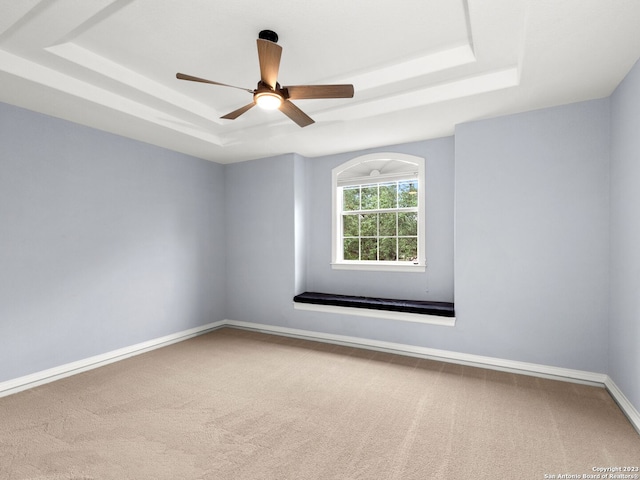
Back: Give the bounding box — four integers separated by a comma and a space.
1, 328, 638, 479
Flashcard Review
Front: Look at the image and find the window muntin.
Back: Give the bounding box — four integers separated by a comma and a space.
331, 153, 425, 271
340, 180, 419, 262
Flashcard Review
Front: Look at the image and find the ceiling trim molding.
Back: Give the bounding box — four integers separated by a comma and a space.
317, 67, 520, 122
336, 43, 476, 92
45, 42, 225, 125
0, 47, 222, 144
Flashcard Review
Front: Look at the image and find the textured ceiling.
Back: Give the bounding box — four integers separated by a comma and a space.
1, 0, 639, 164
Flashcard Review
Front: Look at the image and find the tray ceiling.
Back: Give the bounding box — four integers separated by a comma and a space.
1, 0, 639, 163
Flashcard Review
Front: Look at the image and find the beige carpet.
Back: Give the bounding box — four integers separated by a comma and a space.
0, 328, 638, 480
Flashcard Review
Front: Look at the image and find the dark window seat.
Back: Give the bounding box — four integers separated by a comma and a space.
293, 291, 455, 317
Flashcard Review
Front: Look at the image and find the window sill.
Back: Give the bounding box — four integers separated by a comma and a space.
331, 262, 425, 273
293, 292, 455, 326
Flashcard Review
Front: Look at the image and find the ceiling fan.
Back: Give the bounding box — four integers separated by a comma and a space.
176, 30, 354, 128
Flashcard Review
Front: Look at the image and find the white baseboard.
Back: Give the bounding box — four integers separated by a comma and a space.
224, 320, 607, 385
0, 320, 226, 398
2, 318, 637, 436
604, 376, 640, 435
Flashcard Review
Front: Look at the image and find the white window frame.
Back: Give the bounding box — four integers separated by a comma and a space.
331, 153, 426, 272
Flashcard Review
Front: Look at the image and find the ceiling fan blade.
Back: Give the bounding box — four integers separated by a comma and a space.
284, 84, 355, 100
279, 100, 314, 128
221, 102, 256, 120
176, 73, 253, 93
257, 39, 282, 89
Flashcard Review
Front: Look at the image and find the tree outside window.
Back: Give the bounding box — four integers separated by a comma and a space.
332, 153, 425, 271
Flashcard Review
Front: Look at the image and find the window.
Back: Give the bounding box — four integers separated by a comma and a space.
332, 153, 425, 272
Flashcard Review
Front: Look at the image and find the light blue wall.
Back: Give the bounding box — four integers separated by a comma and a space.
454, 99, 611, 372
294, 154, 308, 295
0, 102, 227, 383
224, 153, 299, 327
610, 57, 640, 412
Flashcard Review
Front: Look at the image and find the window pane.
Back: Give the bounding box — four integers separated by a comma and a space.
379, 212, 397, 236
360, 213, 377, 236
335, 155, 423, 267
343, 214, 359, 237
379, 237, 397, 261
399, 181, 418, 208
343, 238, 359, 260
398, 212, 418, 236
379, 183, 397, 209
398, 237, 418, 261
361, 238, 378, 261
343, 187, 360, 211
361, 185, 378, 210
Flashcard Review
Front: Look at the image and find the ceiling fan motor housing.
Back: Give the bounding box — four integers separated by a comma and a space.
258, 30, 278, 43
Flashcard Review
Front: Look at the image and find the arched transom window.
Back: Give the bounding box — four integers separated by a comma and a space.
332, 153, 425, 272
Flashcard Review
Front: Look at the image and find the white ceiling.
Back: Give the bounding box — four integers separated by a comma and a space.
1, 0, 639, 164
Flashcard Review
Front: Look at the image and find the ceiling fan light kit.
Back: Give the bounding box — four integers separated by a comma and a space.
176, 30, 354, 127
254, 90, 283, 110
